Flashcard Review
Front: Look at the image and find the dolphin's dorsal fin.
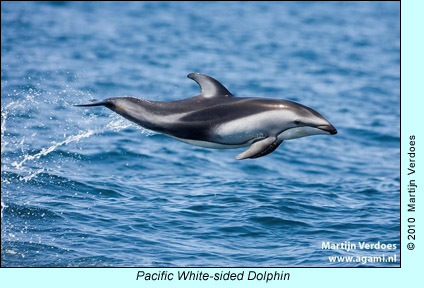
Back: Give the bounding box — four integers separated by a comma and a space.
188, 73, 233, 98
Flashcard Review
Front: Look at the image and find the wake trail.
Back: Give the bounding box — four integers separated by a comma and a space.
11, 130, 95, 170
2, 101, 149, 183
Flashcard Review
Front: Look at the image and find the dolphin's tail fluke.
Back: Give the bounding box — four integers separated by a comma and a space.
74, 99, 113, 108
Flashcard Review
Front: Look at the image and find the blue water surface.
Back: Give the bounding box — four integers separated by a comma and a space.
1, 1, 400, 267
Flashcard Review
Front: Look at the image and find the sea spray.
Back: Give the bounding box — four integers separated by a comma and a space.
11, 130, 95, 170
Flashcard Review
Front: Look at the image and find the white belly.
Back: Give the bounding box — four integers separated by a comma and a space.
170, 136, 253, 149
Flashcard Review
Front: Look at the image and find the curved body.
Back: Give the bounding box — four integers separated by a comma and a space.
77, 73, 337, 159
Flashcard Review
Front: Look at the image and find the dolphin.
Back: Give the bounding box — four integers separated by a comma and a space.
76, 73, 337, 160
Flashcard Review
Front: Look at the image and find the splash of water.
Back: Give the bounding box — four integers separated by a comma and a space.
11, 130, 95, 170
0, 201, 7, 218
1, 102, 15, 153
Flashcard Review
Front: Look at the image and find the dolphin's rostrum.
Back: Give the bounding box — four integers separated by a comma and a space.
76, 73, 337, 159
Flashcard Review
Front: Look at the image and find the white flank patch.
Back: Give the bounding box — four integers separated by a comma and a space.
215, 110, 296, 138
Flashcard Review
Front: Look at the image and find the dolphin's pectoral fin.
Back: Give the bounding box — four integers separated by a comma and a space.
248, 139, 283, 159
188, 73, 233, 98
235, 137, 283, 160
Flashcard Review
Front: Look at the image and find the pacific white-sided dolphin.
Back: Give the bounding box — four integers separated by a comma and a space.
76, 73, 337, 160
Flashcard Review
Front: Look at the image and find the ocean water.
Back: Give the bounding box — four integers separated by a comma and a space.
1, 2, 400, 267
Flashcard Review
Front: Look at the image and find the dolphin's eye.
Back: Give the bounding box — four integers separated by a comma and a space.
294, 120, 301, 125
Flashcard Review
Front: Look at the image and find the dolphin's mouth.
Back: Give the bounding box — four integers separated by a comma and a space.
317, 125, 337, 135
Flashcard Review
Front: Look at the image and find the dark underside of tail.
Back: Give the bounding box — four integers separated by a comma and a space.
74, 100, 113, 108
